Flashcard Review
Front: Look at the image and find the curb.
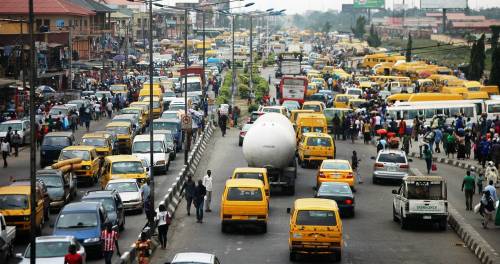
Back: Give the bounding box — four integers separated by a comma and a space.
116, 124, 215, 264
411, 168, 500, 264
407, 151, 485, 174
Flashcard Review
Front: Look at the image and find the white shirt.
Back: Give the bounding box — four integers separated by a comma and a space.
1, 142, 9, 152
106, 102, 113, 111
203, 175, 213, 192
156, 210, 171, 226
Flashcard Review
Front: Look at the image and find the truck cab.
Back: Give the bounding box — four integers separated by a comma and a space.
392, 176, 448, 230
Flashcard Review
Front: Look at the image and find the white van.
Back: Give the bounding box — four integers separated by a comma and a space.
132, 134, 170, 173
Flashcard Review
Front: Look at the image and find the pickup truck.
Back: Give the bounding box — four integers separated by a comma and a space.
0, 213, 16, 262
392, 176, 448, 230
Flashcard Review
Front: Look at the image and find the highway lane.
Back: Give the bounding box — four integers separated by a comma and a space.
7, 116, 190, 263
155, 128, 478, 263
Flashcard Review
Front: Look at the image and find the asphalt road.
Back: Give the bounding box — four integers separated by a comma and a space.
154, 127, 478, 263
6, 115, 190, 263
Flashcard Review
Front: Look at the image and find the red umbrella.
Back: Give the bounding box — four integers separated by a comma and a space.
387, 132, 396, 139
376, 129, 387, 135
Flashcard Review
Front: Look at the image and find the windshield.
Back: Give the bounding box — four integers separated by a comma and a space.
303, 105, 320, 112
0, 123, 22, 131
106, 182, 138, 193
351, 101, 364, 108
263, 108, 281, 113
153, 122, 178, 132
38, 176, 63, 188
234, 172, 264, 183
378, 153, 406, 163
336, 96, 350, 102
227, 187, 263, 201
283, 102, 299, 110
164, 91, 176, 97
318, 183, 352, 196
56, 212, 97, 228
310, 95, 325, 101
322, 162, 350, 170
60, 150, 90, 161
0, 194, 28, 209
488, 103, 500, 113
133, 141, 164, 153
43, 136, 70, 146
301, 126, 325, 133
96, 92, 111, 99
83, 197, 115, 212
169, 104, 185, 111
24, 241, 71, 258
121, 109, 140, 115
49, 108, 68, 116
161, 112, 179, 119
407, 181, 443, 200
348, 89, 362, 95
112, 161, 144, 174
82, 138, 107, 147
296, 210, 336, 226
186, 82, 201, 92
110, 85, 126, 92
306, 137, 331, 146
107, 126, 130, 135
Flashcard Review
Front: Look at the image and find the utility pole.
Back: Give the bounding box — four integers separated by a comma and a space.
148, 0, 155, 226
184, 8, 189, 165
231, 15, 235, 107
202, 11, 206, 103
249, 15, 253, 92
21, 20, 26, 94
28, 0, 37, 263
69, 27, 73, 90
125, 19, 130, 71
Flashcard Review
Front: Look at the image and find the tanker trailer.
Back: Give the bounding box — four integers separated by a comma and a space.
242, 113, 297, 195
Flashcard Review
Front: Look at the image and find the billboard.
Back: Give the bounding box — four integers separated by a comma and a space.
353, 0, 385, 9
420, 0, 467, 9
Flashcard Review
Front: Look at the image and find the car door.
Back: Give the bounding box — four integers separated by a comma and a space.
393, 184, 403, 217
115, 195, 124, 226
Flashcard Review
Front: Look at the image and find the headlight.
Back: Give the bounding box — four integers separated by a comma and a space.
41, 151, 46, 155
83, 165, 91, 170
24, 216, 30, 221
293, 233, 302, 239
156, 160, 165, 165
83, 237, 100, 243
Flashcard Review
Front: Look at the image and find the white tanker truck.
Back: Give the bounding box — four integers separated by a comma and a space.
242, 113, 297, 195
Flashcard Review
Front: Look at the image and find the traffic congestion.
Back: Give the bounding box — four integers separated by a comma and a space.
0, 0, 500, 263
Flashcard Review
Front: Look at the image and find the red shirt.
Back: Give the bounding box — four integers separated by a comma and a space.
101, 230, 119, 252
64, 253, 82, 264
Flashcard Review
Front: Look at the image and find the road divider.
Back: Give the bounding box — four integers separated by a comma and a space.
117, 123, 215, 264
411, 168, 500, 264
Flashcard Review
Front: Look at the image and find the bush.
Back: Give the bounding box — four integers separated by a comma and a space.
248, 103, 258, 113
238, 84, 250, 99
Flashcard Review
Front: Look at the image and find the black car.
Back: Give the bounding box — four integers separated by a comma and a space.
36, 168, 77, 211
40, 132, 75, 167
81, 190, 125, 231
315, 182, 355, 217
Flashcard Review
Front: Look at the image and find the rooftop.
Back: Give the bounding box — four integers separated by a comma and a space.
0, 0, 95, 16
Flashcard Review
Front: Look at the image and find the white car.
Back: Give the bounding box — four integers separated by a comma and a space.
0, 119, 30, 144
132, 134, 170, 173
17, 236, 86, 264
168, 252, 221, 264
105, 179, 143, 213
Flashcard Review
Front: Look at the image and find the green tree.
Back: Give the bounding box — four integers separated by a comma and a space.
468, 34, 486, 81
367, 24, 381, 47
405, 34, 412, 62
489, 26, 500, 85
323, 21, 332, 33
351, 16, 366, 39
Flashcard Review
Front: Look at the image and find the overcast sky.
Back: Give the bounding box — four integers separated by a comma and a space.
167, 0, 500, 14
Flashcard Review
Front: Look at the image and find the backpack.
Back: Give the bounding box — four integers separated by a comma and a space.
165, 212, 172, 225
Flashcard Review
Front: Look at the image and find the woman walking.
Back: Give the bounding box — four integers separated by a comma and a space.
156, 204, 172, 249
423, 144, 433, 174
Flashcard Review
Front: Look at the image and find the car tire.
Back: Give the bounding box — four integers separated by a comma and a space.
372, 176, 378, 184
287, 185, 295, 196
333, 249, 342, 262
400, 211, 408, 230
261, 223, 267, 233
439, 219, 447, 231
238, 139, 243, 146
393, 206, 399, 222
221, 222, 228, 233
289, 251, 297, 262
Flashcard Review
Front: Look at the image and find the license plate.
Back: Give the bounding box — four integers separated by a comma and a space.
423, 215, 431, 220
248, 216, 258, 220
232, 215, 246, 220
388, 167, 397, 172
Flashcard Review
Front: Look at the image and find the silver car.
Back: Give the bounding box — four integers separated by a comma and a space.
105, 179, 143, 213
17, 236, 86, 264
372, 150, 409, 184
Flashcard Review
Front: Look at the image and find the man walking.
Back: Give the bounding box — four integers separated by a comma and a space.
184, 175, 196, 216
141, 179, 153, 224
484, 180, 498, 202
194, 180, 206, 223
461, 170, 476, 211
203, 170, 213, 212
11, 131, 21, 157
101, 223, 120, 264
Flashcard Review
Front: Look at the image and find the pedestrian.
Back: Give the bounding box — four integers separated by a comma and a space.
203, 170, 213, 212
480, 190, 495, 229
423, 144, 433, 174
106, 100, 114, 119
194, 179, 206, 223
184, 175, 196, 215
64, 244, 83, 264
484, 180, 498, 202
352, 151, 362, 184
155, 204, 172, 249
141, 179, 153, 225
11, 130, 21, 157
461, 170, 475, 211
402, 133, 411, 155
135, 232, 152, 264
363, 121, 371, 144
477, 172, 485, 195
219, 114, 228, 137
1, 138, 9, 168
101, 222, 120, 264
485, 161, 499, 186
233, 106, 240, 126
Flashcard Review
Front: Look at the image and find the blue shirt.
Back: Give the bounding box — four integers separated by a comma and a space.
141, 184, 151, 202
484, 185, 497, 202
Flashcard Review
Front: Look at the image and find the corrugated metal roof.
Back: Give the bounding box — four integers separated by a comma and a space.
68, 0, 114, 12
0, 0, 95, 16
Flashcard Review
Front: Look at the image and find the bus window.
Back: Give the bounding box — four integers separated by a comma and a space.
407, 110, 418, 120
425, 109, 435, 119
449, 107, 460, 116
443, 109, 450, 116
475, 104, 483, 115
418, 110, 425, 117
463, 107, 474, 118
436, 108, 444, 115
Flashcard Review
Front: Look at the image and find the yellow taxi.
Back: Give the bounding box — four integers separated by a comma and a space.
106, 121, 133, 154
295, 113, 328, 143
311, 78, 327, 89
287, 198, 342, 261
290, 110, 314, 126
348, 98, 367, 110
0, 183, 45, 234
109, 84, 128, 96
317, 159, 355, 189
129, 102, 150, 121
58, 145, 101, 184
220, 179, 268, 233
306, 83, 319, 98
100, 155, 148, 189
231, 167, 270, 199
333, 94, 356, 108
121, 107, 147, 129
141, 97, 163, 119
81, 132, 114, 156
302, 101, 325, 113
298, 133, 335, 168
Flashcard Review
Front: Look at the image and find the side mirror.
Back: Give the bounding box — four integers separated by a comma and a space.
15, 253, 23, 259
370, 156, 375, 160
286, 208, 291, 214
146, 167, 150, 172
408, 158, 413, 162
392, 189, 398, 194
113, 225, 118, 231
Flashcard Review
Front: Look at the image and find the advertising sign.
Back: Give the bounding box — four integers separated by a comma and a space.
420, 0, 466, 9
353, 0, 385, 9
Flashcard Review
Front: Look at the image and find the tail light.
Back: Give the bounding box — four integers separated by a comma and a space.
346, 173, 353, 178
318, 172, 326, 178
399, 164, 409, 169
344, 199, 353, 205
375, 163, 384, 168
